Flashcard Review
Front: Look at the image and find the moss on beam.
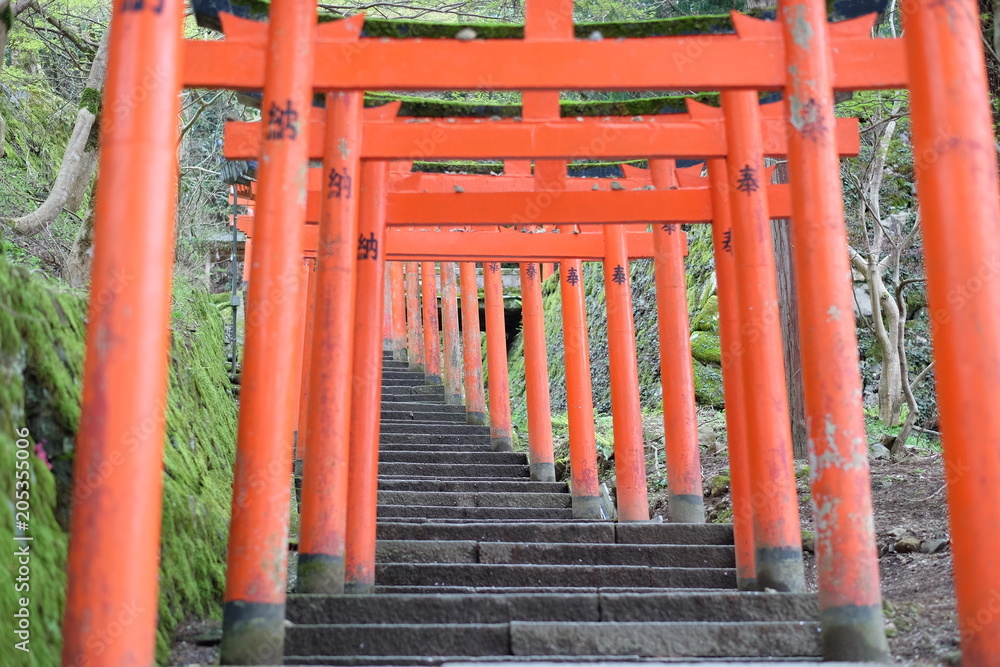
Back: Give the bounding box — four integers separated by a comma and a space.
409, 159, 648, 175
364, 92, 723, 118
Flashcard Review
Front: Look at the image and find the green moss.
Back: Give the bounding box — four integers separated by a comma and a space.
691, 295, 719, 333
365, 91, 721, 119
79, 88, 101, 115
0, 257, 238, 666
709, 473, 730, 497
689, 331, 721, 364
363, 19, 523, 39
692, 359, 725, 408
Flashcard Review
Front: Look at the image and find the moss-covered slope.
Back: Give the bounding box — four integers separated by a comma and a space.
506, 225, 723, 442
0, 256, 238, 666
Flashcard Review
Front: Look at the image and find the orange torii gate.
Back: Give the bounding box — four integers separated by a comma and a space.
62, 0, 1000, 665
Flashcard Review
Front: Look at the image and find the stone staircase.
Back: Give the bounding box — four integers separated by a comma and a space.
285, 352, 822, 664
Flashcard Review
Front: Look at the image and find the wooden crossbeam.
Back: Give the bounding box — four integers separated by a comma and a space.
184, 13, 905, 92
222, 102, 861, 161
235, 219, 667, 261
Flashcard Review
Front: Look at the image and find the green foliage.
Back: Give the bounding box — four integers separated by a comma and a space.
0, 257, 238, 666
79, 87, 101, 115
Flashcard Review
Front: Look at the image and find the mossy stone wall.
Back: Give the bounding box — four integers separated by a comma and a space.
0, 256, 238, 665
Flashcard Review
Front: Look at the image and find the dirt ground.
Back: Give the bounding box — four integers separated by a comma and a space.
692, 445, 960, 665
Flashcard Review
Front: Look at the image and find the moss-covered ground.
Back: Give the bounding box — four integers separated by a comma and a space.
0, 254, 238, 666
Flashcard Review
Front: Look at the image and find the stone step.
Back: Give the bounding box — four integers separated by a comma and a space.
375, 522, 732, 545
377, 491, 571, 509
382, 378, 437, 387
379, 452, 528, 465
383, 370, 431, 380
373, 541, 732, 567
378, 506, 575, 520
374, 563, 735, 589
370, 586, 731, 595
378, 463, 527, 478
285, 591, 818, 625
380, 423, 492, 435
378, 479, 568, 493
379, 444, 494, 453
380, 391, 445, 403
381, 402, 467, 414
285, 621, 819, 657
379, 434, 492, 445
381, 411, 471, 423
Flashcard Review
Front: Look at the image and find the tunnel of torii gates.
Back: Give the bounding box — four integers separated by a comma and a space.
57, 0, 1000, 664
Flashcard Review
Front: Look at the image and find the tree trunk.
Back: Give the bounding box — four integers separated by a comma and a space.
64, 202, 95, 287
7, 27, 109, 235
769, 161, 809, 459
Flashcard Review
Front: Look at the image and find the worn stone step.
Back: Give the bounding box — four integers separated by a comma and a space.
475, 543, 734, 568
377, 491, 571, 509
376, 522, 616, 543
379, 434, 492, 445
286, 623, 510, 657
383, 370, 431, 380
509, 621, 821, 657
285, 591, 818, 625
378, 463, 527, 478
378, 506, 576, 520
381, 402, 467, 414
382, 378, 436, 387
378, 479, 568, 493
380, 390, 445, 402
371, 541, 731, 567
382, 412, 471, 423
285, 621, 817, 658
380, 423, 492, 435
374, 563, 735, 588
379, 452, 528, 465
382, 383, 445, 394
370, 586, 729, 595
614, 523, 734, 546
379, 444, 494, 453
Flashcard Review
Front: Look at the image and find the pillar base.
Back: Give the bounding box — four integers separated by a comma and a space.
530, 462, 556, 482
668, 493, 706, 523
820, 603, 890, 662
408, 363, 424, 374
737, 575, 758, 592
445, 392, 463, 405
345, 580, 375, 595
571, 495, 604, 520
393, 349, 408, 362
220, 601, 285, 665
425, 374, 442, 385
466, 411, 489, 426
755, 546, 806, 592
491, 436, 513, 452
296, 553, 345, 594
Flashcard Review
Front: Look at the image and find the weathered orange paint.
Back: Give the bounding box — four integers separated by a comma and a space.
294, 259, 317, 463
62, 1, 184, 663
778, 0, 887, 659
440, 262, 463, 404
902, 0, 1000, 661
219, 0, 316, 662
603, 223, 648, 522
649, 160, 705, 524
223, 110, 861, 161
344, 160, 390, 594
484, 261, 513, 452
289, 260, 310, 461
405, 261, 424, 373
721, 90, 804, 593
520, 261, 556, 482
390, 261, 407, 361
700, 160, 756, 590
297, 90, 363, 595
421, 261, 443, 385
459, 262, 488, 426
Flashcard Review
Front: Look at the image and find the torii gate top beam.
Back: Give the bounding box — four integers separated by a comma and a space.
183, 13, 905, 92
